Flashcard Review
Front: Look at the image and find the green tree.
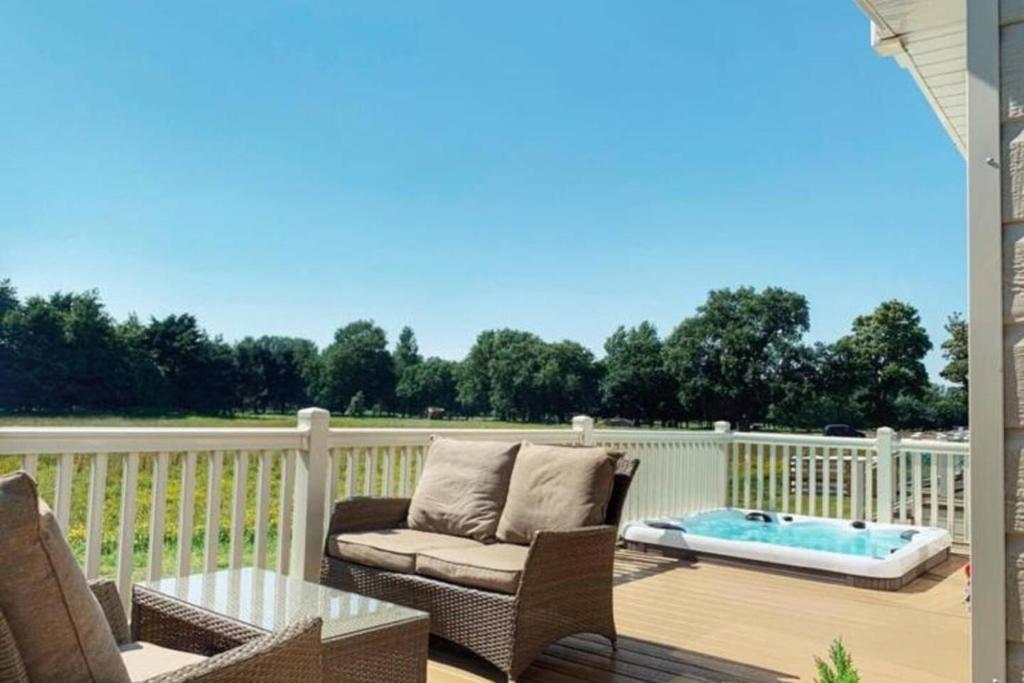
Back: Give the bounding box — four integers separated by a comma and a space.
0, 280, 22, 410
831, 300, 932, 427
393, 327, 423, 415
144, 314, 238, 414
599, 322, 676, 424
663, 287, 812, 429
319, 321, 395, 413
396, 357, 459, 416
538, 340, 600, 422
234, 336, 318, 413
3, 289, 144, 412
940, 312, 968, 420
458, 329, 586, 422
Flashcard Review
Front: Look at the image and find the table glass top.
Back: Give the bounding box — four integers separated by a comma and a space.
141, 568, 426, 640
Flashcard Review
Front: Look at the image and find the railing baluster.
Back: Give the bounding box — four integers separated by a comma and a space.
808, 448, 817, 516
899, 451, 908, 523
382, 447, 392, 497
254, 450, 272, 570
230, 450, 249, 570
55, 452, 75, 530
837, 448, 845, 519
147, 451, 170, 580
781, 445, 791, 513
822, 448, 831, 518
731, 441, 739, 507
912, 451, 923, 525
324, 449, 338, 534
930, 451, 940, 527
851, 449, 861, 521
365, 448, 377, 496
400, 446, 410, 496
768, 445, 777, 511
276, 449, 295, 575
795, 447, 804, 515
755, 444, 764, 510
345, 448, 356, 497
963, 454, 971, 542
84, 452, 109, 579
177, 451, 197, 576
116, 452, 140, 608
743, 443, 752, 508
21, 453, 38, 480
865, 448, 874, 521
204, 450, 224, 572
945, 452, 956, 534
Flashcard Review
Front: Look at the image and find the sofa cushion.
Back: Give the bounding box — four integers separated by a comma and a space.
496, 443, 618, 544
416, 543, 529, 595
328, 528, 482, 573
406, 437, 521, 541
0, 472, 130, 683
119, 641, 207, 682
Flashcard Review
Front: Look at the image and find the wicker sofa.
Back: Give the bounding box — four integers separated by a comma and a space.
0, 471, 322, 683
320, 439, 638, 682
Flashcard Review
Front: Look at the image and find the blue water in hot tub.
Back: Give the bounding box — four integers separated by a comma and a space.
660, 509, 911, 559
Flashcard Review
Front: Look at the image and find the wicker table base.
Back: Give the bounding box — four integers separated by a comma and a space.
138, 568, 429, 683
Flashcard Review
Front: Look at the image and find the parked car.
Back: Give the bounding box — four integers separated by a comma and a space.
823, 424, 866, 438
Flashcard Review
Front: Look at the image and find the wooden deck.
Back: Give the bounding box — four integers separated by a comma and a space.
427, 550, 969, 682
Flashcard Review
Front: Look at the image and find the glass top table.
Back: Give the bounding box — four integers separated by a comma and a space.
140, 567, 427, 642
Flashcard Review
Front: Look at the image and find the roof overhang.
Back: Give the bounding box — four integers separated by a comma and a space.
854, 0, 967, 156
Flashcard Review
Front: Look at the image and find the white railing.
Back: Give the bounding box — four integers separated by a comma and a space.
727, 427, 971, 543
0, 411, 971, 605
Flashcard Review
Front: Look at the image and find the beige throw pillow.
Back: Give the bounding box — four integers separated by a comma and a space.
0, 472, 130, 683
496, 442, 617, 544
407, 437, 520, 541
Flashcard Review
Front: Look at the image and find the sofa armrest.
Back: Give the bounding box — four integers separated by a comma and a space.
326, 497, 412, 537
131, 585, 268, 656
88, 579, 130, 645
517, 525, 618, 600
144, 617, 323, 682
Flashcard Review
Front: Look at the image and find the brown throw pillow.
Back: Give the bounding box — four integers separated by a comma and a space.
0, 473, 130, 683
496, 442, 617, 544
407, 437, 520, 541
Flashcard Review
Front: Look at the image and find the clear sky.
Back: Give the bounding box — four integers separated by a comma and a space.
0, 2, 965, 378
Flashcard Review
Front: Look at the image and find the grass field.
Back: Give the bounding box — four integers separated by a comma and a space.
0, 413, 559, 580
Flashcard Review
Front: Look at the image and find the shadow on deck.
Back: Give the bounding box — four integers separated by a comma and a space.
427, 550, 969, 683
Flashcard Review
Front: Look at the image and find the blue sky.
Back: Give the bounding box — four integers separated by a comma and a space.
0, 2, 965, 378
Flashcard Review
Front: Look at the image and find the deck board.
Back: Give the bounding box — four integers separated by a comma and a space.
427, 550, 969, 682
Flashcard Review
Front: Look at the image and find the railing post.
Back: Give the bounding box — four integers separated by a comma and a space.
291, 407, 330, 581
875, 427, 895, 523
714, 421, 732, 507
572, 415, 595, 446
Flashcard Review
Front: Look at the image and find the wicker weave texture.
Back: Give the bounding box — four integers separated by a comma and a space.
321, 456, 638, 681
0, 609, 29, 683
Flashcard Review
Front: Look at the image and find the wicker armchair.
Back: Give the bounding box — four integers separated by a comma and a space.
321, 456, 638, 682
89, 579, 323, 682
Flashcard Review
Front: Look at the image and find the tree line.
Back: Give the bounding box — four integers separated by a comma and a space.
0, 279, 968, 429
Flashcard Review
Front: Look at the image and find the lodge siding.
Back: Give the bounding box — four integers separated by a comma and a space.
1004, 3, 1024, 675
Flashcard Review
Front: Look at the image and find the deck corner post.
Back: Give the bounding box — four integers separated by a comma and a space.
572, 415, 595, 446
291, 406, 331, 581
875, 427, 895, 523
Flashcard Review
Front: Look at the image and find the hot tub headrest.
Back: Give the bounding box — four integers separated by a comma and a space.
900, 529, 920, 541
645, 519, 687, 532
745, 511, 773, 523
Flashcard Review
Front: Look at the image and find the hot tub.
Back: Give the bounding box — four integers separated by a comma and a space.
621, 508, 952, 590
